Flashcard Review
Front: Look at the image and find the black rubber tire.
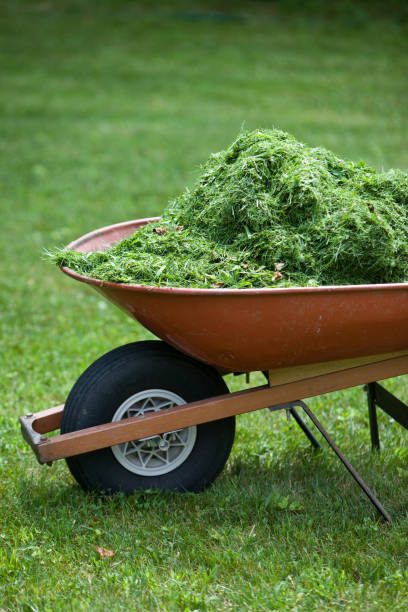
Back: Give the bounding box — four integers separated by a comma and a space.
61, 341, 235, 494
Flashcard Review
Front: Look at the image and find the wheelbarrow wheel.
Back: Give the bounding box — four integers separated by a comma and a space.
61, 341, 235, 494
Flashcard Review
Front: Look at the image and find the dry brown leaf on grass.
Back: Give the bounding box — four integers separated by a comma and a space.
96, 546, 115, 559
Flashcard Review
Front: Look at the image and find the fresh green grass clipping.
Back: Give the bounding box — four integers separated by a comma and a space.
52, 129, 408, 288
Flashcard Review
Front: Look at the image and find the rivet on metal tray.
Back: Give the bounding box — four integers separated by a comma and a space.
26, 413, 33, 418
40, 435, 48, 442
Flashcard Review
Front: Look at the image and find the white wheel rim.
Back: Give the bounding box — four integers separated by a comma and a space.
111, 389, 197, 476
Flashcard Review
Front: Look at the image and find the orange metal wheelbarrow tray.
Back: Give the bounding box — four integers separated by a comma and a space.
20, 218, 408, 522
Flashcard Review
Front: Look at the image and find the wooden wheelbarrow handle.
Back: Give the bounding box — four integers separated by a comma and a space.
20, 352, 408, 465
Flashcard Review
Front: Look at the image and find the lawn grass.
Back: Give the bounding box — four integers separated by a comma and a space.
1, 1, 408, 609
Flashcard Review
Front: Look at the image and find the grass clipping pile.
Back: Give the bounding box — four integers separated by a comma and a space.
54, 130, 408, 289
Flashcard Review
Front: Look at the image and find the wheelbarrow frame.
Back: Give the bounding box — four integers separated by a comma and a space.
21, 349, 408, 522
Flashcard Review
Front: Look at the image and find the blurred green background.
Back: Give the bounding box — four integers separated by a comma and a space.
1, 1, 408, 610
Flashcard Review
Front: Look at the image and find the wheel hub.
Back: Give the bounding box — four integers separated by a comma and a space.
158, 438, 170, 451
111, 389, 197, 476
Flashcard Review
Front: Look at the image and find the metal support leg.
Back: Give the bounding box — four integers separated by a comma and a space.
287, 407, 321, 449
268, 402, 321, 449
290, 400, 391, 522
264, 370, 321, 450
366, 383, 380, 451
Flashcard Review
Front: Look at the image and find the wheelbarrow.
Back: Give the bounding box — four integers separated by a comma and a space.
20, 218, 408, 522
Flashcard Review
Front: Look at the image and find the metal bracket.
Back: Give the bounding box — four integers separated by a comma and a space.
269, 402, 321, 449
